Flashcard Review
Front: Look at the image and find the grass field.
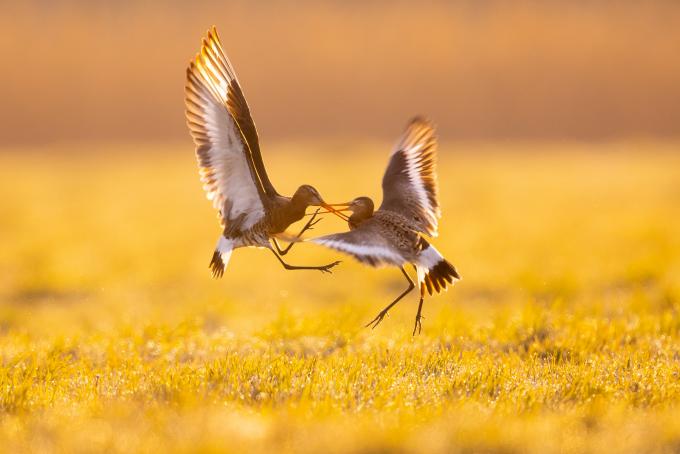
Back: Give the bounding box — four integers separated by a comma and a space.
1, 142, 679, 453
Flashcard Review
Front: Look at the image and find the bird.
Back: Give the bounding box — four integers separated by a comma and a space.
184, 26, 341, 278
310, 117, 460, 335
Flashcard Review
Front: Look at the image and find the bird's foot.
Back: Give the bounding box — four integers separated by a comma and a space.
306, 217, 322, 230
412, 314, 424, 336
300, 209, 322, 234
365, 309, 390, 330
318, 260, 341, 274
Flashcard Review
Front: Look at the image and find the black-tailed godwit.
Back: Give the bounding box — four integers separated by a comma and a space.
311, 117, 460, 334
185, 27, 341, 278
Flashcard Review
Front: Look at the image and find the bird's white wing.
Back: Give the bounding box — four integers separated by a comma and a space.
379, 117, 441, 237
310, 221, 404, 268
185, 27, 273, 230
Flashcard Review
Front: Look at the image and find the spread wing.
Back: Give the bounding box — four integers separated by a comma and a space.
379, 117, 441, 237
185, 26, 278, 230
310, 221, 404, 268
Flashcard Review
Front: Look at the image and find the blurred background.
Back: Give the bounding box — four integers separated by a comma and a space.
2, 0, 680, 145
2, 3, 680, 452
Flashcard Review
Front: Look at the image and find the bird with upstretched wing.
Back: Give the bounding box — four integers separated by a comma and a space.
185, 27, 341, 277
310, 118, 460, 334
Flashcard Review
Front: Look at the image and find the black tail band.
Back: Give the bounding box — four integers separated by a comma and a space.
210, 250, 225, 279
422, 259, 460, 296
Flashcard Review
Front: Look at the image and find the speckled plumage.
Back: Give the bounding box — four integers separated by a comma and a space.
322, 210, 420, 266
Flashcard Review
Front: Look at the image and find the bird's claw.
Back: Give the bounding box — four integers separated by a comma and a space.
412, 315, 424, 336
301, 209, 323, 233
318, 260, 341, 274
365, 310, 389, 330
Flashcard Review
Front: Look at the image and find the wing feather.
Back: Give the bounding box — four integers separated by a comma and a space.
185, 27, 275, 229
200, 27, 279, 198
379, 117, 441, 236
310, 222, 404, 268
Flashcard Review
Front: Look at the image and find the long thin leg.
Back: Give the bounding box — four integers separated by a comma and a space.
273, 209, 323, 256
366, 267, 415, 329
269, 247, 340, 274
413, 293, 425, 336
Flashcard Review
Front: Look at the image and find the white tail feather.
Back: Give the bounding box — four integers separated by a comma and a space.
415, 245, 444, 283
217, 236, 233, 266
415, 244, 460, 295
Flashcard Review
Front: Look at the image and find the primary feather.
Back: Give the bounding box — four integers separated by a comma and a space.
185, 27, 277, 231
379, 117, 440, 237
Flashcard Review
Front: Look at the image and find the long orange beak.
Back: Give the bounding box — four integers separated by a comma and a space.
320, 202, 350, 221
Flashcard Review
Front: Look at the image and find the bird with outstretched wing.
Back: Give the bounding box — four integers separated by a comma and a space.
185, 27, 341, 277
310, 118, 460, 334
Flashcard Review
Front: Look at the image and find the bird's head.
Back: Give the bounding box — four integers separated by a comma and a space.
293, 184, 324, 206
348, 197, 375, 220
347, 197, 374, 215
293, 185, 353, 221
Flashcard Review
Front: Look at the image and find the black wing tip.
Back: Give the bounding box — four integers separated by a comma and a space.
407, 115, 434, 129
209, 250, 225, 279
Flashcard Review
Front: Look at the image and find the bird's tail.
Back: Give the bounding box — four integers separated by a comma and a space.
210, 236, 234, 278
415, 240, 460, 296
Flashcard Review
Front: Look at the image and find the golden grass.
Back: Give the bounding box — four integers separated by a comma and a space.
1, 142, 680, 453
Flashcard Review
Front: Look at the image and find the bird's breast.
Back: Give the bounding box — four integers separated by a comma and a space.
267, 204, 305, 234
